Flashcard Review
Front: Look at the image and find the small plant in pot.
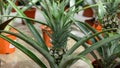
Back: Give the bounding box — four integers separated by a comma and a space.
1, 0, 120, 68
72, 18, 120, 68
70, 19, 120, 68
18, 0, 36, 25
72, 0, 120, 68
94, 0, 120, 68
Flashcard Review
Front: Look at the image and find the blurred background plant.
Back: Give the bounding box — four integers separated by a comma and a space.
72, 0, 120, 68
0, 0, 17, 31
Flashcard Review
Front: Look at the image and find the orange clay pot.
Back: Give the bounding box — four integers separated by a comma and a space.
40, 25, 52, 48
22, 7, 36, 25
86, 23, 101, 44
0, 28, 17, 54
0, 34, 16, 54
85, 18, 102, 32
83, 5, 94, 17
11, 0, 18, 12
92, 21, 102, 32
85, 19, 102, 45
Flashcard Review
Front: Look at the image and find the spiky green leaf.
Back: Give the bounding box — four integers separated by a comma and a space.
0, 34, 47, 68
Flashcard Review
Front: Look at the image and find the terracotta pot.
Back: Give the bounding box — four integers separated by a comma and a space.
0, 28, 17, 54
92, 59, 102, 68
11, 0, 19, 12
92, 60, 120, 68
92, 21, 102, 32
85, 18, 102, 45
22, 7, 36, 25
85, 18, 102, 31
0, 34, 16, 54
83, 5, 94, 17
40, 25, 52, 48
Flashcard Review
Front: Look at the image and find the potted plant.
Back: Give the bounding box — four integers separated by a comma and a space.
40, 0, 71, 48
19, 0, 36, 25
92, 0, 120, 68
72, 19, 120, 68
1, 0, 120, 68
72, 0, 120, 68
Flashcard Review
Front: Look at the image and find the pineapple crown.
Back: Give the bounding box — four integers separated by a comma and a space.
97, 0, 120, 19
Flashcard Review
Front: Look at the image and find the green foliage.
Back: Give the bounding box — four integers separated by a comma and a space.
1, 0, 120, 68
0, 0, 17, 31
97, 0, 120, 19
1, 0, 94, 67
72, 1, 120, 66
72, 20, 120, 68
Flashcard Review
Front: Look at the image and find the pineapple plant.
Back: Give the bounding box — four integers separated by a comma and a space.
73, 0, 120, 68
40, 0, 73, 65
102, 14, 120, 32
98, 0, 120, 32
80, 0, 120, 68
3, 0, 93, 67
2, 0, 120, 68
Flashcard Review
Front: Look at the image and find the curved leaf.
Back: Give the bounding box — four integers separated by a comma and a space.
0, 17, 15, 31
2, 15, 48, 26
79, 34, 120, 55
66, 28, 117, 55
7, 0, 49, 51
98, 0, 106, 19
0, 30, 58, 68
0, 34, 47, 68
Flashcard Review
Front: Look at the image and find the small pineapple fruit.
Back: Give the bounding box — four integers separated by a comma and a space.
49, 48, 67, 65
102, 14, 120, 32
